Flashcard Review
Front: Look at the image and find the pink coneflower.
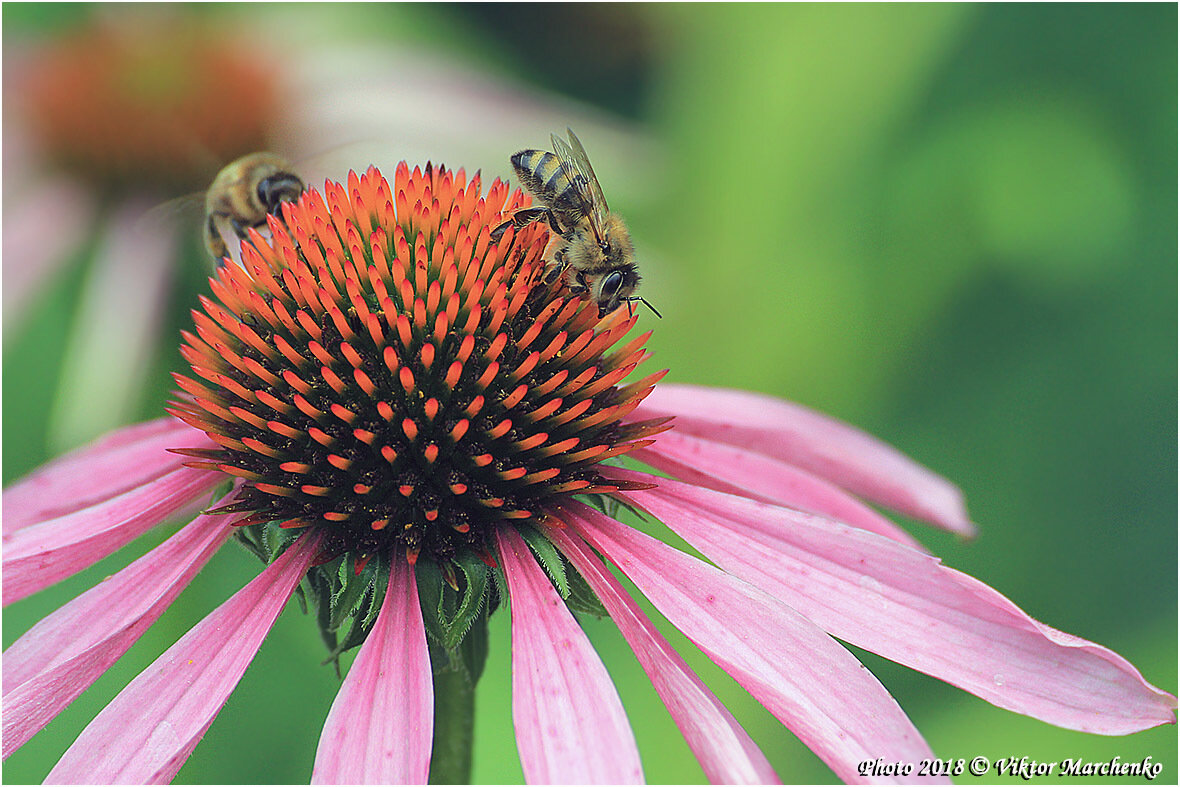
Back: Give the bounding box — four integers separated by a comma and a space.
3, 162, 1173, 785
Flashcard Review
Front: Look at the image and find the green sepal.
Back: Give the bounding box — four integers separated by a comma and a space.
563, 557, 609, 618
458, 602, 489, 684
518, 523, 569, 598
417, 552, 489, 654
580, 491, 649, 523
233, 520, 306, 570
517, 523, 608, 618
208, 479, 235, 505
231, 521, 391, 669
304, 566, 337, 657
425, 598, 490, 686
320, 553, 390, 666
329, 556, 373, 632
489, 559, 509, 612
232, 524, 268, 563
263, 522, 304, 561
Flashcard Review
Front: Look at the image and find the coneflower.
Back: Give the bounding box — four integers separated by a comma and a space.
3, 162, 1173, 785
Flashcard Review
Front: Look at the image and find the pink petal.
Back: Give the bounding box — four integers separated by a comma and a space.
548, 526, 780, 785
632, 429, 926, 551
48, 197, 178, 449
632, 384, 973, 536
2, 176, 95, 332
3, 466, 222, 606
3, 417, 213, 535
495, 527, 643, 785
45, 532, 321, 785
312, 558, 432, 784
613, 469, 1177, 735
3, 509, 235, 757
559, 501, 945, 786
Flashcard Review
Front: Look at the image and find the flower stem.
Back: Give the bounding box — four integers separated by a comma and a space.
428, 664, 475, 784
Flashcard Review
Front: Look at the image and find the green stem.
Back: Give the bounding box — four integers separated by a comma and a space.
428, 663, 476, 784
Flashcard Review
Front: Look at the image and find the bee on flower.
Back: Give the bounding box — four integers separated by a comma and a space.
2, 159, 1173, 786
494, 128, 659, 318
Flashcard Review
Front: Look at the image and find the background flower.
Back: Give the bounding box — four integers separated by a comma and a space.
2, 4, 646, 456
3, 4, 1174, 784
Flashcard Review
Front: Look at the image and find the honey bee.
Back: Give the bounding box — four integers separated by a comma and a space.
204, 152, 305, 268
492, 129, 659, 318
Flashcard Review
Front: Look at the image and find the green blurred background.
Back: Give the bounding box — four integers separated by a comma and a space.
4, 4, 1175, 783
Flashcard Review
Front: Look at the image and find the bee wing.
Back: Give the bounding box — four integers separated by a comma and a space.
551, 128, 610, 237
135, 191, 207, 236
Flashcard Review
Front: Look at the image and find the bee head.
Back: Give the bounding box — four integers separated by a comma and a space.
257, 171, 305, 213
594, 266, 641, 317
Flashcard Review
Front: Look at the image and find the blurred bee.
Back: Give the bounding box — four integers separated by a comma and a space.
204, 152, 305, 268
492, 128, 659, 318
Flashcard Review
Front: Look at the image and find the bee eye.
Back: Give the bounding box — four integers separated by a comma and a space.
257, 178, 275, 207
601, 271, 623, 298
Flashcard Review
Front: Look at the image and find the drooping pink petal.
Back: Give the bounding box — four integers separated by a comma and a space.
44, 531, 321, 785
3, 416, 213, 535
2, 175, 94, 333
495, 526, 643, 785
548, 525, 780, 785
3, 466, 222, 606
560, 501, 945, 786
48, 196, 178, 449
631, 383, 973, 536
312, 558, 432, 785
3, 508, 235, 758
632, 429, 926, 551
612, 469, 1178, 735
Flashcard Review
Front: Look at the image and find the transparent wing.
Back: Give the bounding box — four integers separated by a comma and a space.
551, 128, 609, 234
134, 191, 206, 236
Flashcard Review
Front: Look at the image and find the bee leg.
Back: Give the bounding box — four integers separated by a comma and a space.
229, 217, 252, 241
543, 263, 565, 285
543, 252, 574, 286
206, 213, 230, 266
491, 206, 550, 241
542, 209, 566, 234
489, 220, 511, 242
569, 270, 591, 297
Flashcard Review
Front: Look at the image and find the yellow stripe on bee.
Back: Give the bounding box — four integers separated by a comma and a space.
537, 155, 571, 192
515, 151, 574, 198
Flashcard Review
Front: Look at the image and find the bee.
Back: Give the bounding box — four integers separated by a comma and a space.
204, 152, 305, 268
492, 129, 659, 318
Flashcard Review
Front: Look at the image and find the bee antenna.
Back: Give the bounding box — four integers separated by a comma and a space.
627, 297, 662, 319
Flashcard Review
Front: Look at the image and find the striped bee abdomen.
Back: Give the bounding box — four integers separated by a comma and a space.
511, 150, 587, 218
